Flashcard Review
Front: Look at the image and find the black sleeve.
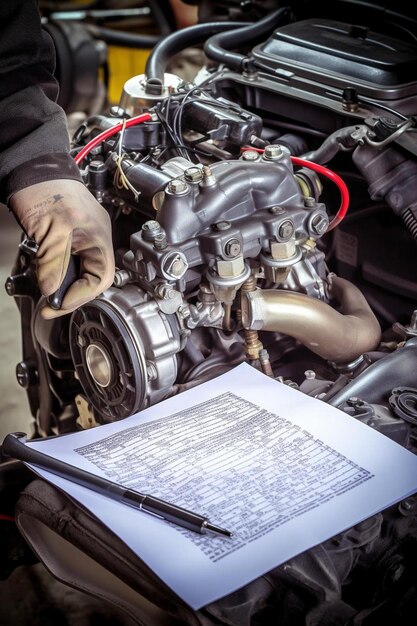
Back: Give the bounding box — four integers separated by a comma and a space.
0, 0, 82, 203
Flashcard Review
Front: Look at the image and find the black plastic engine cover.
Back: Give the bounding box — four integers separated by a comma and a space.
253, 19, 417, 99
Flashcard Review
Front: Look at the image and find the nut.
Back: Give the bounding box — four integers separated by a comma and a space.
184, 166, 203, 183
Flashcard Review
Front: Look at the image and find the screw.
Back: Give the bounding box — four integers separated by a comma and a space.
269, 206, 285, 214
304, 196, 315, 208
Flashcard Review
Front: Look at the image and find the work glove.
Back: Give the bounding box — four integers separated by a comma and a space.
10, 179, 115, 319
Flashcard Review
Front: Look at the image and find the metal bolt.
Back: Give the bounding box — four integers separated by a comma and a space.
311, 214, 329, 235
5, 278, 15, 296
224, 238, 241, 257
184, 166, 203, 183
155, 284, 176, 300
154, 233, 167, 250
201, 164, 216, 187
304, 370, 316, 380
215, 221, 231, 231
113, 270, 132, 288
241, 150, 260, 161
269, 206, 285, 214
347, 397, 364, 407
278, 220, 294, 240
170, 258, 186, 277
304, 196, 316, 208
167, 179, 189, 195
263, 144, 284, 160
142, 220, 161, 241
16, 361, 38, 389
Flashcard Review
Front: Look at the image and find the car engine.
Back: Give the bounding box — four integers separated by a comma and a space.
4, 2, 417, 624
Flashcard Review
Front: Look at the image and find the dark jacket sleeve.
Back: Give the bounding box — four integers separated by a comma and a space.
0, 0, 81, 203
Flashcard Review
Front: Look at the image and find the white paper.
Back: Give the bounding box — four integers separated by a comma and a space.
27, 363, 417, 609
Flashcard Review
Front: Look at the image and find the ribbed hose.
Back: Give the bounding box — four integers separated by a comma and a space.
401, 205, 417, 241
204, 7, 290, 72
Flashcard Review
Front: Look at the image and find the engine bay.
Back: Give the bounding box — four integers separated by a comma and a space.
4, 2, 417, 623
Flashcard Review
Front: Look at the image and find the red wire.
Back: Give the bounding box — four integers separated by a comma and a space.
74, 112, 153, 166
0, 514, 15, 522
240, 148, 349, 231
290, 156, 349, 231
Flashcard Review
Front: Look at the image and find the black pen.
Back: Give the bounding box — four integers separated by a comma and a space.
2, 432, 232, 538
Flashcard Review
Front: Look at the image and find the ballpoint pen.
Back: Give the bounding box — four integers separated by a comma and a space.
2, 432, 233, 538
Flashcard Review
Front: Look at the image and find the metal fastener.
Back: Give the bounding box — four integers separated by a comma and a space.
167, 179, 189, 194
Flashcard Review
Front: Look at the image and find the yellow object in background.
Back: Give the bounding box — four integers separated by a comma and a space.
106, 46, 151, 105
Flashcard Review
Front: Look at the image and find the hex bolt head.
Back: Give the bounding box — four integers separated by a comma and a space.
311, 215, 329, 235
241, 150, 260, 161
263, 144, 284, 160
278, 220, 294, 240
224, 238, 241, 257
153, 233, 168, 250
304, 196, 316, 208
184, 167, 203, 183
142, 220, 162, 241
269, 206, 285, 215
167, 179, 189, 195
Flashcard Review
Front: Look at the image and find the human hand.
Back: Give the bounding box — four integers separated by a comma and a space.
10, 179, 115, 319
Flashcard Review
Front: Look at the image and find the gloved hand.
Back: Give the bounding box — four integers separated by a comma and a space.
10, 179, 115, 319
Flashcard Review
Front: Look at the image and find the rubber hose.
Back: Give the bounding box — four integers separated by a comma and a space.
204, 7, 290, 72
145, 21, 245, 91
85, 25, 159, 49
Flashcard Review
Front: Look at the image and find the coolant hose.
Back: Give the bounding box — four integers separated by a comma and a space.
204, 7, 290, 72
241, 275, 381, 363
145, 21, 245, 91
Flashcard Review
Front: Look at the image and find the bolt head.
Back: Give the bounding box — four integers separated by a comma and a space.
311, 214, 329, 235
167, 179, 189, 194
184, 166, 203, 183
278, 220, 294, 240
215, 221, 231, 231
264, 144, 284, 160
225, 238, 241, 257
241, 150, 260, 161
